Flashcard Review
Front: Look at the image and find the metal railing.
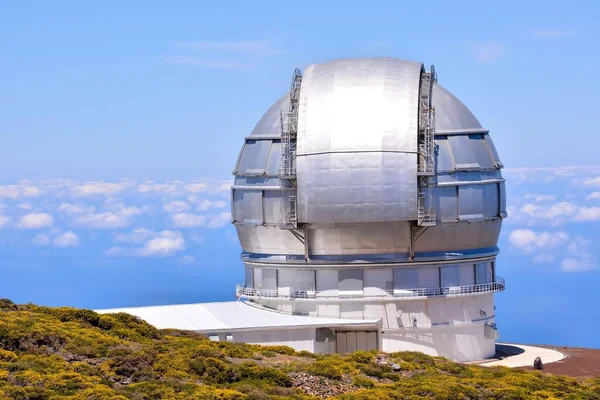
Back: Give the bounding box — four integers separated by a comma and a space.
236, 276, 505, 301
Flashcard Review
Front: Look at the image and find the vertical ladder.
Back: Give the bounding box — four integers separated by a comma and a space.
417, 65, 437, 227
279, 69, 302, 229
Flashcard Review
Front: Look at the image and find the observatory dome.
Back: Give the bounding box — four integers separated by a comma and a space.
232, 57, 506, 361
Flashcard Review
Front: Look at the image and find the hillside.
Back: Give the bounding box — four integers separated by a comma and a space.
0, 299, 598, 400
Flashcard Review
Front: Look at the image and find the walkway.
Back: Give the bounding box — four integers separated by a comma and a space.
477, 343, 566, 368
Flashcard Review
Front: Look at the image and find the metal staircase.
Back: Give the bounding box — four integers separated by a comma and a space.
417, 65, 437, 227
279, 69, 302, 229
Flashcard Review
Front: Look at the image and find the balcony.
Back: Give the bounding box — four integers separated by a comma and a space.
236, 276, 505, 301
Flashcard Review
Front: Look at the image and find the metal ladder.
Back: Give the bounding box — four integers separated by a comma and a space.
417, 65, 437, 227
279, 69, 302, 229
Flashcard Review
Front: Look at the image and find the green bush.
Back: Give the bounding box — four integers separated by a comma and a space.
1, 300, 600, 399
353, 376, 375, 388
307, 360, 344, 380
349, 350, 374, 363
236, 362, 292, 387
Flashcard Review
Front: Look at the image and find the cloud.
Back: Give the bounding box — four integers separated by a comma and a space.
584, 176, 600, 187
560, 258, 596, 272
524, 194, 556, 202
197, 200, 226, 211
32, 233, 50, 246
115, 228, 154, 244
18, 213, 54, 229
53, 231, 80, 247
508, 229, 569, 255
171, 211, 231, 228
137, 230, 185, 257
163, 56, 248, 71
71, 182, 130, 197
0, 185, 40, 199
509, 229, 597, 272
163, 200, 190, 214
518, 202, 600, 224
529, 28, 578, 39
185, 183, 208, 193
58, 203, 95, 214
73, 212, 131, 229
0, 215, 10, 229
470, 41, 506, 64
587, 192, 600, 200
17, 203, 34, 210
175, 40, 283, 55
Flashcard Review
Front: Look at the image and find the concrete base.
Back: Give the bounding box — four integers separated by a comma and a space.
477, 343, 566, 368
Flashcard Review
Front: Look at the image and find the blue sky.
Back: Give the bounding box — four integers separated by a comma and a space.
1, 1, 599, 348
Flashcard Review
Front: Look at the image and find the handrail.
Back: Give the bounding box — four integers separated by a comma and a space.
236, 276, 505, 301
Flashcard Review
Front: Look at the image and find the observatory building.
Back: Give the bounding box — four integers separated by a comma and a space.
99, 57, 506, 362
231, 57, 506, 361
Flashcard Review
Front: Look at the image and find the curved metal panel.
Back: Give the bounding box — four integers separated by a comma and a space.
433, 84, 483, 132
296, 58, 422, 224
249, 94, 288, 138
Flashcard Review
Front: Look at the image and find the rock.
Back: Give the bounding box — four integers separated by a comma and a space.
391, 363, 402, 371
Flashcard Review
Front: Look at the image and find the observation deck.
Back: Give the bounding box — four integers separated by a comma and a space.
236, 276, 505, 301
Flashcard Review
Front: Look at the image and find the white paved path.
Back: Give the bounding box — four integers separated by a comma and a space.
479, 343, 566, 368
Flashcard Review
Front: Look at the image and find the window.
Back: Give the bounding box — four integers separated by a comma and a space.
265, 141, 281, 175
393, 268, 418, 290
441, 265, 460, 287
448, 134, 494, 170
232, 190, 263, 224
475, 262, 492, 284
435, 136, 454, 171
245, 266, 254, 288
262, 269, 277, 290
262, 191, 282, 225
339, 269, 363, 293
236, 139, 273, 175
435, 186, 458, 221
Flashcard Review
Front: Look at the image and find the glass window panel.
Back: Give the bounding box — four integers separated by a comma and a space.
262, 191, 282, 225
245, 266, 254, 288
475, 262, 492, 284
236, 139, 273, 175
484, 134, 503, 167
458, 185, 484, 221
262, 269, 277, 290
394, 268, 419, 289
278, 269, 315, 291
481, 183, 499, 218
435, 186, 458, 221
266, 141, 281, 176
441, 265, 460, 287
499, 182, 507, 217
339, 269, 363, 292
435, 136, 454, 171
448, 134, 494, 170
232, 190, 263, 224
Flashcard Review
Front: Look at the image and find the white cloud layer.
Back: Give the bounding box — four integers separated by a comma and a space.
53, 231, 80, 247
109, 229, 186, 257
509, 229, 597, 272
18, 213, 54, 229
171, 212, 230, 228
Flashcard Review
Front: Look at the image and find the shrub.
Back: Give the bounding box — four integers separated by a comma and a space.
353, 376, 375, 388
307, 360, 344, 380
259, 345, 296, 355
0, 349, 17, 362
237, 362, 292, 387
261, 350, 277, 358
218, 342, 255, 359
349, 350, 374, 363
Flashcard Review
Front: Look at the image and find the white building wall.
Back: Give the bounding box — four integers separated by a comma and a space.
381, 321, 495, 361
233, 328, 316, 352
